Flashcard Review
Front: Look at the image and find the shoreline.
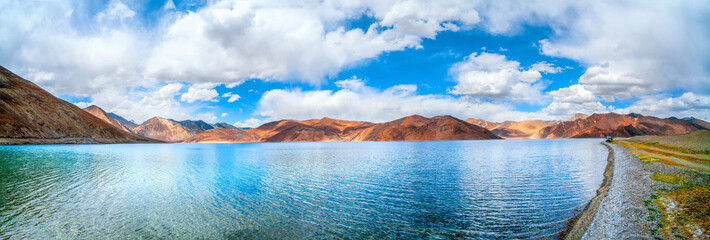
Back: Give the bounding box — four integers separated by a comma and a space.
559, 142, 615, 240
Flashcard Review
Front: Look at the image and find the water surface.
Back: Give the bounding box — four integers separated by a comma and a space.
0, 139, 607, 239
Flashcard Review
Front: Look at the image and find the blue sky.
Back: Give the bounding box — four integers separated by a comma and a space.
1, 0, 708, 126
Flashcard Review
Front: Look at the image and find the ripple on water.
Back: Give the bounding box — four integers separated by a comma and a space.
0, 139, 607, 239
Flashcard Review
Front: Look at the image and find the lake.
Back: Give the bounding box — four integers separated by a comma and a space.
0, 139, 607, 239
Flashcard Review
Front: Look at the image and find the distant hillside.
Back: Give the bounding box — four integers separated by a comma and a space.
108, 112, 139, 130
213, 122, 237, 129
183, 128, 261, 143
186, 115, 501, 143
250, 117, 376, 142
0, 65, 153, 144
83, 105, 134, 133
536, 113, 709, 138
352, 115, 501, 141
465, 118, 556, 139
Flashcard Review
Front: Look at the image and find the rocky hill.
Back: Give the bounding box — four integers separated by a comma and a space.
0, 65, 153, 144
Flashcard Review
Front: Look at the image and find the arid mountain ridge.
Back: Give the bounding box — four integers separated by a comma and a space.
1, 65, 708, 144
0, 66, 153, 144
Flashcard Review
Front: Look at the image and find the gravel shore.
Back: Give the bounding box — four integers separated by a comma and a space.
582, 144, 690, 239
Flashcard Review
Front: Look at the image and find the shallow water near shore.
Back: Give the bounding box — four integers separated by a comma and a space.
0, 139, 607, 239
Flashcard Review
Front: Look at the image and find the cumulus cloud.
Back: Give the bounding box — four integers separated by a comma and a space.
144, 0, 482, 85
180, 87, 219, 103
256, 77, 532, 122
1, 0, 708, 122
547, 84, 598, 103
85, 83, 195, 123
448, 52, 551, 102
615, 93, 710, 120
222, 92, 241, 102
482, 0, 710, 100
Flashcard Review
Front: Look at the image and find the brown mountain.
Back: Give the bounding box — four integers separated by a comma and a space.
351, 115, 501, 141
183, 128, 260, 143
133, 117, 193, 142
536, 113, 708, 138
465, 118, 499, 129
465, 118, 556, 139
186, 115, 501, 143
493, 120, 558, 139
252, 117, 376, 142
132, 117, 220, 142
567, 113, 589, 121
0, 65, 153, 144
82, 105, 134, 133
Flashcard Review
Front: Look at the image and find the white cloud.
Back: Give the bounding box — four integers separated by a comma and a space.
615, 93, 710, 120
448, 52, 550, 102
256, 77, 532, 122
547, 84, 598, 104
84, 82, 195, 123
96, 0, 136, 25
234, 118, 264, 128
222, 92, 241, 102
195, 112, 218, 123
221, 112, 228, 117
180, 87, 219, 103
530, 62, 562, 74
144, 0, 483, 85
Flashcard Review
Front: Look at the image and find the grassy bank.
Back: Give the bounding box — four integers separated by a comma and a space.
616, 131, 710, 239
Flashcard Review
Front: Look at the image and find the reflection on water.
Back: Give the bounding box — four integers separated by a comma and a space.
0, 139, 606, 239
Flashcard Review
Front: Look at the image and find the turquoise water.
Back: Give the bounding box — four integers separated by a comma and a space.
0, 139, 607, 239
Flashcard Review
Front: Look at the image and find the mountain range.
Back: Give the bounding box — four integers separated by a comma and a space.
1, 65, 708, 144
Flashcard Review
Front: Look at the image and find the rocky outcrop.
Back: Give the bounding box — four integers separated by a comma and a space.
0, 65, 153, 144
351, 115, 501, 141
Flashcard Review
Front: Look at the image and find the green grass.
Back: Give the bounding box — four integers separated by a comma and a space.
624, 130, 710, 154
653, 185, 710, 238
650, 173, 685, 185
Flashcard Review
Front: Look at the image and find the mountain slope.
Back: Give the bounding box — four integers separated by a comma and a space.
351, 115, 501, 141
83, 105, 134, 133
183, 128, 261, 143
465, 118, 555, 139
177, 120, 214, 136
108, 112, 139, 130
213, 122, 237, 129
252, 117, 376, 142
133, 117, 193, 142
0, 66, 153, 144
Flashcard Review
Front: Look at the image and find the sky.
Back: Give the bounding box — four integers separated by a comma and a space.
1, 0, 708, 127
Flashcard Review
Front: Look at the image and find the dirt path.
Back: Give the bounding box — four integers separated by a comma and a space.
632, 148, 710, 172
